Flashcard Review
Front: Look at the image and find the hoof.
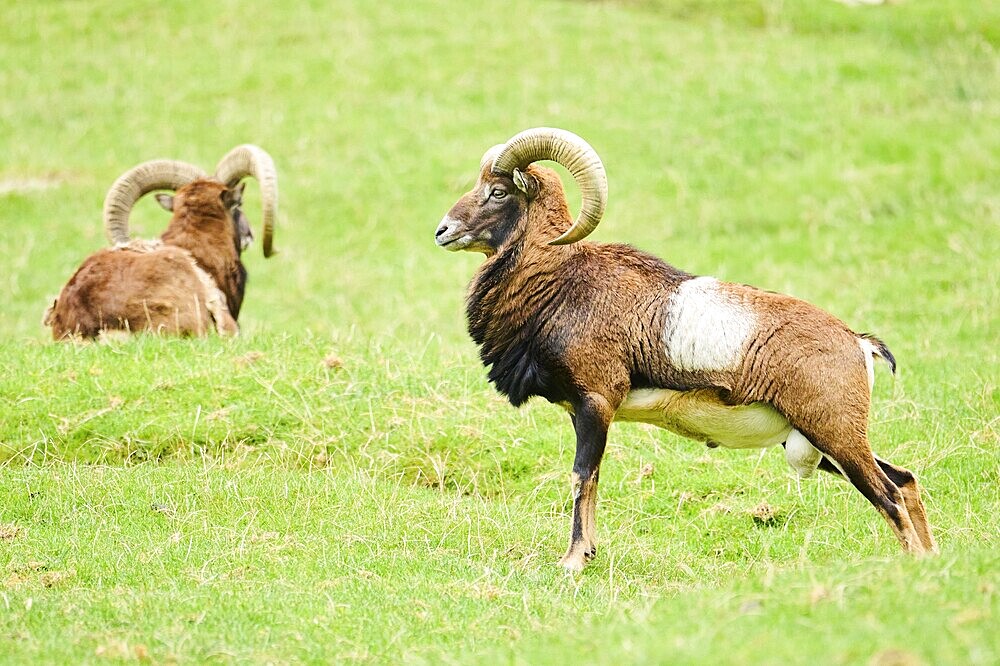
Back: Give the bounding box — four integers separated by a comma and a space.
558, 553, 587, 573
558, 544, 596, 573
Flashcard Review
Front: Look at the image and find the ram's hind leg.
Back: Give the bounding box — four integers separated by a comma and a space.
815, 451, 936, 554
769, 343, 931, 554
815, 433, 926, 554
875, 456, 937, 553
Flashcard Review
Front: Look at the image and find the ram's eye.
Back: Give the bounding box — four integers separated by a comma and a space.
491, 188, 507, 199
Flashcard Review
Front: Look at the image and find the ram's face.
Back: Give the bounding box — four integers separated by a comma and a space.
435, 169, 535, 256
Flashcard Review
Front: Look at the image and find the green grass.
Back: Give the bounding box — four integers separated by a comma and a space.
1, 0, 998, 663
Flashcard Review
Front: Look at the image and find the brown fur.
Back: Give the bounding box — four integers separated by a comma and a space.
439, 161, 936, 569
45, 180, 246, 340
159, 181, 247, 318
725, 287, 936, 554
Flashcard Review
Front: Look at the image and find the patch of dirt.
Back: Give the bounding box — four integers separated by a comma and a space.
0, 176, 65, 195
95, 639, 151, 661
749, 502, 784, 527
40, 570, 74, 588
868, 648, 925, 666
9, 561, 47, 574
235, 351, 266, 366
0, 523, 22, 540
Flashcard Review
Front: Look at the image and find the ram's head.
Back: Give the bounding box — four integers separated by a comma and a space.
103, 145, 279, 257
436, 127, 607, 255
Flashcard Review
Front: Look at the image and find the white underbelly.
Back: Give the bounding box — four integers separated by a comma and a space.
615, 388, 792, 449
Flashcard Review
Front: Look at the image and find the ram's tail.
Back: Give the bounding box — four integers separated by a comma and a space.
860, 333, 896, 373
858, 333, 896, 392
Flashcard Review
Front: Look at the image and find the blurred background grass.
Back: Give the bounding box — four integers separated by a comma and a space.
0, 0, 997, 663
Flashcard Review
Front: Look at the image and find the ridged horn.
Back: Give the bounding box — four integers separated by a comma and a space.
490, 127, 607, 245
479, 144, 505, 174
214, 145, 278, 257
103, 160, 206, 245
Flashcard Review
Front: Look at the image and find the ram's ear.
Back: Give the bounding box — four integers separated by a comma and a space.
154, 193, 174, 212
222, 180, 247, 206
512, 169, 539, 199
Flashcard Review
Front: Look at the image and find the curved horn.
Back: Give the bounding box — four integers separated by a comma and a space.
490, 127, 607, 245
479, 144, 505, 174
103, 160, 206, 245
214, 145, 279, 257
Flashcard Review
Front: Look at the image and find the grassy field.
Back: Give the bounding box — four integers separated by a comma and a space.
1, 0, 998, 663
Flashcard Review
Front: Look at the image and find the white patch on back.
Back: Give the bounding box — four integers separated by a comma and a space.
664, 277, 755, 372
114, 239, 163, 252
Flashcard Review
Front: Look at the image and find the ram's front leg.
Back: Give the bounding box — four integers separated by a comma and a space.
560, 393, 615, 572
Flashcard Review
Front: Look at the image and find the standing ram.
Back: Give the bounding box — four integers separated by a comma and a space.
435, 127, 936, 571
44, 145, 278, 339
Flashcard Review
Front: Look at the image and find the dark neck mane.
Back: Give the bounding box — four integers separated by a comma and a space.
465, 181, 580, 405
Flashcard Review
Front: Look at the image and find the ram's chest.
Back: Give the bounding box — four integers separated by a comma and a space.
481, 334, 574, 407
470, 282, 579, 407
615, 388, 791, 449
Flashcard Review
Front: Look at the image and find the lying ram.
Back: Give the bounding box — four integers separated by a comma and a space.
436, 127, 936, 571
44, 145, 278, 339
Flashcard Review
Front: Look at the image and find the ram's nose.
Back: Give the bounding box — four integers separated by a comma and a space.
435, 216, 459, 247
